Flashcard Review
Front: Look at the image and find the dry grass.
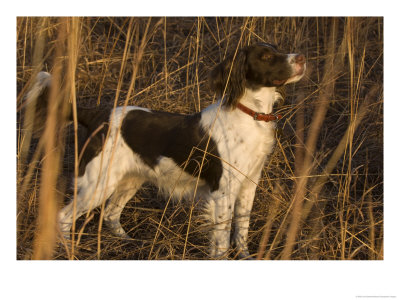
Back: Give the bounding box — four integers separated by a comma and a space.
16, 17, 383, 260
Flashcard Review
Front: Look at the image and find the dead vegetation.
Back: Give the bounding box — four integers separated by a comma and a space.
16, 17, 383, 260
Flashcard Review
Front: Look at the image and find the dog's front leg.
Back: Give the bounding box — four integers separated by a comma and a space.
207, 189, 237, 259
232, 180, 258, 259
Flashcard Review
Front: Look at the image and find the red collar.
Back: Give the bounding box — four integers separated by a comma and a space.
236, 103, 282, 122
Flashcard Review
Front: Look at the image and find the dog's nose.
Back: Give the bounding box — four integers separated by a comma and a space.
295, 54, 306, 64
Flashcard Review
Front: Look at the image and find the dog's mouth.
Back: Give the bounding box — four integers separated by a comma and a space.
272, 78, 287, 86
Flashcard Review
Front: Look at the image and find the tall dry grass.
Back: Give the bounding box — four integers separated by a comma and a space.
16, 17, 383, 260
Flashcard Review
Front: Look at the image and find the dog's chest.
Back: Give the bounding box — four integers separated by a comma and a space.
238, 121, 275, 158
215, 115, 277, 178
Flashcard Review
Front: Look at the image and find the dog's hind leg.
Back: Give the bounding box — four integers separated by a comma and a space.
103, 176, 144, 238
58, 179, 115, 240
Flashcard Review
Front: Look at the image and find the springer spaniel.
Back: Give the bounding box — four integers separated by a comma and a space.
26, 43, 306, 259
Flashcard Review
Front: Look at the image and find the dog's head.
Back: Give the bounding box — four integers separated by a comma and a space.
210, 43, 306, 109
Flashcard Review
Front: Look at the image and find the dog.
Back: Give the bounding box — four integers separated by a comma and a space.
25, 43, 306, 259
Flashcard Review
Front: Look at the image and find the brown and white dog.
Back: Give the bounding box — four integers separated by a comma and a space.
26, 43, 305, 259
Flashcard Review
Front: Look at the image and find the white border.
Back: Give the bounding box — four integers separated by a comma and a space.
3, 2, 399, 299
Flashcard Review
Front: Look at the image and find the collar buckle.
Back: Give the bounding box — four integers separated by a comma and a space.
253, 111, 266, 120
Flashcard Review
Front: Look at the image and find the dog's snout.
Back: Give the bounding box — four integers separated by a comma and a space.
295, 54, 305, 64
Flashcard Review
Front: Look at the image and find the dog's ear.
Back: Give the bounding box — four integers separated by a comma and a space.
209, 48, 247, 109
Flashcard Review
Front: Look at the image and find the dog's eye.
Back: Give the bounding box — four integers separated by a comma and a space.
261, 54, 274, 61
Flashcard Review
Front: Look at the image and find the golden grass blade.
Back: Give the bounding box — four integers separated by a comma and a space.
32, 18, 70, 260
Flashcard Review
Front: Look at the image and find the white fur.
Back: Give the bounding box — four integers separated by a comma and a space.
198, 88, 278, 257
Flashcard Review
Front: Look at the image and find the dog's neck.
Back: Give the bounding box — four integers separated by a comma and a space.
238, 87, 277, 114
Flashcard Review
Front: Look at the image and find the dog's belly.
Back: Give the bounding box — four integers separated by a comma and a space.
147, 156, 210, 201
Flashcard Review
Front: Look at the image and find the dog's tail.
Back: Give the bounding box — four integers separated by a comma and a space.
23, 71, 54, 137
24, 71, 105, 138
